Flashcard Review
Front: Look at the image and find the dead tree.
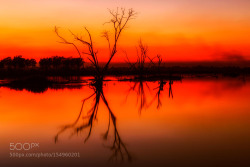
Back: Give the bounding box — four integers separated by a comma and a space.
125, 40, 162, 76
55, 8, 137, 76
157, 54, 162, 69
137, 39, 148, 72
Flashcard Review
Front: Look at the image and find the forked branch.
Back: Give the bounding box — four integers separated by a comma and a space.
103, 8, 137, 73
55, 26, 99, 73
55, 26, 82, 58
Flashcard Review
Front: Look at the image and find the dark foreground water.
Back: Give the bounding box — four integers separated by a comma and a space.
0, 76, 250, 167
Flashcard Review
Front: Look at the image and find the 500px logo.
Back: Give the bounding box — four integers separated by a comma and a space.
10, 143, 39, 151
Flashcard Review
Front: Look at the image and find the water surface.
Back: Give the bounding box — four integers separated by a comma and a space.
0, 77, 250, 167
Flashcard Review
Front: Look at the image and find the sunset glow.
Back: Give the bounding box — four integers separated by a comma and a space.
1, 0, 250, 62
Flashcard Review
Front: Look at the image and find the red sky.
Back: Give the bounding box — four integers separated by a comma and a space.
0, 0, 250, 62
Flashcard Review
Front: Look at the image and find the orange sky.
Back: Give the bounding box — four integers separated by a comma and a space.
0, 0, 250, 62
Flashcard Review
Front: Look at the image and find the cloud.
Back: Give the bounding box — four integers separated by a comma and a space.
222, 53, 246, 61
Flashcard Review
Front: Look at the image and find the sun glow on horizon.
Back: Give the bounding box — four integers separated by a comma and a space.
0, 0, 250, 62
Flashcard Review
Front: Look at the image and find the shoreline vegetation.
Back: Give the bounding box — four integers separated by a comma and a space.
0, 55, 249, 93
0, 56, 249, 79
1, 55, 248, 93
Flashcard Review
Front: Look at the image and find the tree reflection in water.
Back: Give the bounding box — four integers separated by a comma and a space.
126, 78, 175, 112
54, 75, 178, 162
55, 76, 132, 162
126, 80, 150, 114
153, 79, 174, 109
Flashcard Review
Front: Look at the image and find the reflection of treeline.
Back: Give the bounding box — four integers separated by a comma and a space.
0, 75, 83, 93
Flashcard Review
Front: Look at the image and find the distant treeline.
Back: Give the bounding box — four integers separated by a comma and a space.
0, 56, 36, 69
0, 56, 84, 70
0, 56, 249, 79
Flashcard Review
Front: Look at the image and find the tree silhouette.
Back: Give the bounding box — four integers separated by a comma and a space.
12, 55, 26, 69
39, 57, 53, 70
39, 56, 84, 71
125, 40, 162, 76
136, 40, 148, 74
55, 8, 136, 76
25, 58, 37, 68
0, 57, 12, 69
52, 56, 64, 69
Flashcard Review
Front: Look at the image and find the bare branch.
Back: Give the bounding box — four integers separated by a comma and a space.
54, 26, 82, 58
102, 31, 111, 54
103, 8, 137, 73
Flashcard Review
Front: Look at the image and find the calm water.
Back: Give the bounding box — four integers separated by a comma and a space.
0, 77, 250, 167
